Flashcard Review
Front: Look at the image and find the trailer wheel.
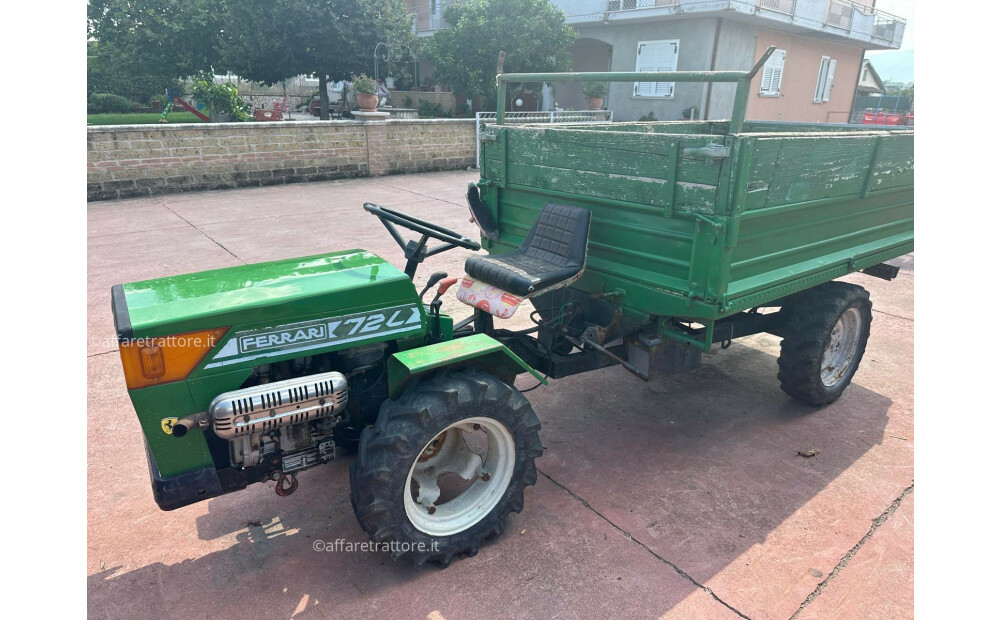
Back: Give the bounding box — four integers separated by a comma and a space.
350, 369, 542, 566
777, 282, 872, 406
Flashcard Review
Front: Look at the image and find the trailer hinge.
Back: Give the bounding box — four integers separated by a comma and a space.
682, 143, 729, 161
694, 213, 725, 234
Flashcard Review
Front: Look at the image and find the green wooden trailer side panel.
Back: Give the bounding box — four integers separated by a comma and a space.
724, 132, 914, 311
478, 122, 913, 321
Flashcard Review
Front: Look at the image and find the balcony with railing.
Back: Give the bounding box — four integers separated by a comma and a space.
756, 0, 796, 15
749, 1, 905, 47
592, 0, 905, 48
606, 0, 679, 10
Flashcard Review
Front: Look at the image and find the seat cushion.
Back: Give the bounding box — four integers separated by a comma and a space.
463, 202, 591, 297
455, 276, 524, 318
464, 253, 580, 297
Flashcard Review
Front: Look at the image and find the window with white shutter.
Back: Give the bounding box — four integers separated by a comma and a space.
814, 56, 838, 103
633, 40, 679, 98
822, 58, 837, 102
759, 48, 786, 97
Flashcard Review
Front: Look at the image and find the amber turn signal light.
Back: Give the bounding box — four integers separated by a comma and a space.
118, 327, 229, 390
138, 345, 166, 379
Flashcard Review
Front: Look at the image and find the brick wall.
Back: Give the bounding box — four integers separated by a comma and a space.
87, 119, 476, 201
385, 120, 477, 174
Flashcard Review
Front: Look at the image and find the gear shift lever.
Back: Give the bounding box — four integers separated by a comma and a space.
419, 272, 448, 301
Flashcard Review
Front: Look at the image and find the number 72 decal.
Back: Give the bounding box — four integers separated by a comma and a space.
204, 304, 423, 369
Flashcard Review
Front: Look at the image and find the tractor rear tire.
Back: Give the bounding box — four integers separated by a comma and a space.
777, 282, 872, 406
350, 369, 543, 566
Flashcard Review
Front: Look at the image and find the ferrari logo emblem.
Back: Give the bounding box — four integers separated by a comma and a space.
160, 417, 179, 435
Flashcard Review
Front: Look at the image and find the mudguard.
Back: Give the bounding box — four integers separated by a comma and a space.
387, 333, 546, 399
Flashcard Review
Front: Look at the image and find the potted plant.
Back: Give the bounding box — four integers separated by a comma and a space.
682, 105, 700, 120
582, 81, 608, 110
190, 73, 250, 122
352, 74, 378, 112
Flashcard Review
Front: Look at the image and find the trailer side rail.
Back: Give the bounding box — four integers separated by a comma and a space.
494, 46, 778, 133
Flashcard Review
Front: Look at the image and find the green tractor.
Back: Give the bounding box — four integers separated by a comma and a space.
112, 53, 913, 566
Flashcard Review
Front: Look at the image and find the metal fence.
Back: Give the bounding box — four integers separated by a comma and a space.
607, 0, 678, 11
824, 0, 906, 38
757, 0, 795, 14
474, 110, 614, 168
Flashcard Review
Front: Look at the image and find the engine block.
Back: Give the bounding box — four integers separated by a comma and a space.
209, 371, 348, 439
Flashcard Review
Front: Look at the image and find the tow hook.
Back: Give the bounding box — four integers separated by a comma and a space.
271, 470, 298, 497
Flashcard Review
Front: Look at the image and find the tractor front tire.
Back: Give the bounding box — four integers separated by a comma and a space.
777, 282, 873, 406
350, 369, 543, 566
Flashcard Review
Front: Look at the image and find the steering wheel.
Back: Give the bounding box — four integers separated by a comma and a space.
363, 203, 481, 278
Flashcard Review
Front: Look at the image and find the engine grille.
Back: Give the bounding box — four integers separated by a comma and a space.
209, 371, 348, 439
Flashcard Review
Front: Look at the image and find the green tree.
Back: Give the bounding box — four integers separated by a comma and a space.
87, 0, 225, 80
220, 0, 417, 119
426, 0, 577, 107
88, 0, 415, 119
87, 41, 181, 104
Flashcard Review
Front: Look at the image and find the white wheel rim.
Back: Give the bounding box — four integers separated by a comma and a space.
821, 307, 863, 387
404, 416, 516, 537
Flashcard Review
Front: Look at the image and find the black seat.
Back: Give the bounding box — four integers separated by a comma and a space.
464, 202, 591, 297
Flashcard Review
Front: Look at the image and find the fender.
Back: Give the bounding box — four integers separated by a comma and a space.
387, 333, 547, 399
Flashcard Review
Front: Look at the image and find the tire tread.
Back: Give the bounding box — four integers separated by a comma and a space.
777, 282, 873, 406
350, 369, 541, 566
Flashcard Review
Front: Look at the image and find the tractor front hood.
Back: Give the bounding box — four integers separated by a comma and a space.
113, 249, 420, 342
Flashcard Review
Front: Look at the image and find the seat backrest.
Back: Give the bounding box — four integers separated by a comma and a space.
519, 203, 592, 269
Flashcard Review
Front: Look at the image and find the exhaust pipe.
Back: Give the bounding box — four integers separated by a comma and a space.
171, 413, 208, 438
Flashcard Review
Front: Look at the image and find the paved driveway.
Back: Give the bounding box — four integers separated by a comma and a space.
87, 171, 913, 619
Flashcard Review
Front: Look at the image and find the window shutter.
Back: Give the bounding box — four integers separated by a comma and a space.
822, 58, 838, 102
814, 57, 830, 102
658, 42, 678, 97
635, 43, 657, 97
759, 48, 785, 96
633, 41, 678, 97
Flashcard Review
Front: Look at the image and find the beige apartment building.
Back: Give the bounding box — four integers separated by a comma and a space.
406, 0, 906, 123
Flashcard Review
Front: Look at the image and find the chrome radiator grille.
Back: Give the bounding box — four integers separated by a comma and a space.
209, 371, 348, 439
